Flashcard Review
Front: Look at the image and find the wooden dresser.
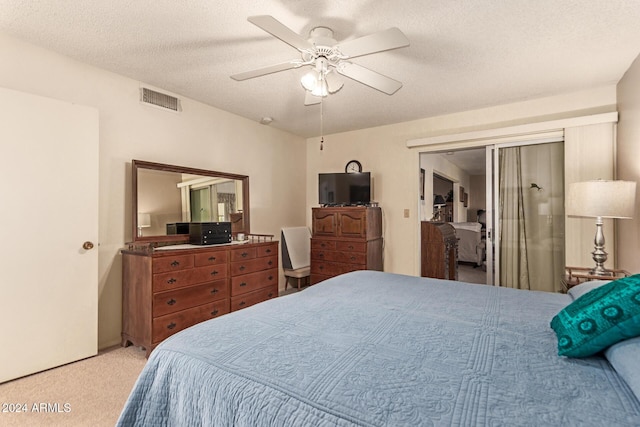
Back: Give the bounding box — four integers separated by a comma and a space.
310, 206, 383, 284
421, 221, 458, 280
121, 240, 278, 356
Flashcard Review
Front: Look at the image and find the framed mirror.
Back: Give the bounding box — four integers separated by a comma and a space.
132, 160, 250, 243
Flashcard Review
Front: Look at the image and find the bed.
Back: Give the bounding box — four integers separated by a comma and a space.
450, 222, 484, 266
118, 271, 640, 426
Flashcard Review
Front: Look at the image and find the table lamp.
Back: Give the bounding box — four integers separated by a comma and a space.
566, 180, 636, 276
432, 194, 447, 222
137, 212, 151, 237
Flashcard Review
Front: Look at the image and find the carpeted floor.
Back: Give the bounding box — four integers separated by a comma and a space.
0, 345, 147, 427
458, 262, 487, 284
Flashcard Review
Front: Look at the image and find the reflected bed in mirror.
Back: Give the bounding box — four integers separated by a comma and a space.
132, 160, 250, 243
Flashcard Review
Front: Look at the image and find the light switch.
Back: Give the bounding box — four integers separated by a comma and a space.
404, 209, 410, 218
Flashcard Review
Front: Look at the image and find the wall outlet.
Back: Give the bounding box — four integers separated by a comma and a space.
404, 209, 410, 218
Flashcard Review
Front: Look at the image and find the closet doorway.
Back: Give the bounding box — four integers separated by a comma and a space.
420, 139, 565, 292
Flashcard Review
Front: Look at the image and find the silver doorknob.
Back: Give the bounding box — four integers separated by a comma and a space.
82, 241, 95, 250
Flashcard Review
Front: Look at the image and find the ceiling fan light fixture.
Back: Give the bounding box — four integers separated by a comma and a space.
311, 79, 328, 97
325, 71, 344, 94
301, 70, 318, 92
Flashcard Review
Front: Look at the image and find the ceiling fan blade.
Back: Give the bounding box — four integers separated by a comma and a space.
248, 15, 314, 52
231, 61, 299, 81
336, 27, 409, 59
336, 62, 403, 95
304, 91, 321, 106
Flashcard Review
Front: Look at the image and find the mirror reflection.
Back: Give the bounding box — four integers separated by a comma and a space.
132, 160, 249, 242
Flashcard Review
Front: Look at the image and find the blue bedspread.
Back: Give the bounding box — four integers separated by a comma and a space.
118, 271, 640, 426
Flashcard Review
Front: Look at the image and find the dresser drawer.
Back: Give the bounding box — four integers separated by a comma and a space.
230, 246, 257, 262
230, 268, 278, 296
230, 284, 278, 312
311, 239, 336, 251
310, 273, 332, 285
313, 250, 366, 265
336, 241, 366, 253
194, 250, 228, 267
152, 299, 229, 343
153, 279, 228, 317
311, 260, 364, 276
257, 243, 277, 258
230, 255, 277, 276
153, 265, 228, 292
153, 254, 194, 274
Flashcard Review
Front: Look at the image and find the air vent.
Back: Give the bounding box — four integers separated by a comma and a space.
140, 88, 181, 112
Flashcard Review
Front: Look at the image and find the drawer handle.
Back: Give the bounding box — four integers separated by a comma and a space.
268, 292, 274, 298
266, 249, 271, 253
268, 275, 273, 280
167, 298, 177, 306
321, 243, 326, 248
239, 301, 246, 306
171, 260, 180, 267
350, 256, 356, 261
319, 266, 324, 271
239, 282, 247, 287
208, 256, 216, 261
268, 260, 273, 266
211, 288, 219, 294
348, 245, 354, 250
241, 252, 249, 257
239, 265, 246, 271
318, 253, 324, 258
211, 309, 219, 316
167, 322, 176, 330
167, 278, 177, 284
210, 270, 219, 276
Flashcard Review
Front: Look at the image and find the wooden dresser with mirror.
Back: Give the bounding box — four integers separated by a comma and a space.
121, 160, 278, 356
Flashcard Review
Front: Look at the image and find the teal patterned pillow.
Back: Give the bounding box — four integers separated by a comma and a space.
550, 274, 640, 358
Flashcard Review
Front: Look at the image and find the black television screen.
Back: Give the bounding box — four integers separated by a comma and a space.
318, 172, 371, 206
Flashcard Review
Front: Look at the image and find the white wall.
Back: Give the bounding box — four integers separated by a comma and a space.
0, 33, 307, 349
616, 53, 640, 273
306, 86, 618, 277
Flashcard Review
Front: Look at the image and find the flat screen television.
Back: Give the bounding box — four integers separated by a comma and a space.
318, 172, 371, 206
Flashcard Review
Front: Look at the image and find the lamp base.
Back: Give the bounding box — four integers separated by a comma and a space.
589, 217, 611, 277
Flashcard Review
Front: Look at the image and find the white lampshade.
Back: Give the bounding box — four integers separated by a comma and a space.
566, 180, 636, 219
137, 212, 151, 228
300, 71, 318, 92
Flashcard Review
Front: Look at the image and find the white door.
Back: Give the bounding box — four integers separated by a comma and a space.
0, 88, 99, 383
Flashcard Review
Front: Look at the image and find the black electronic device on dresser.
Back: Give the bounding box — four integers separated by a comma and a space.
166, 222, 190, 235
189, 222, 232, 245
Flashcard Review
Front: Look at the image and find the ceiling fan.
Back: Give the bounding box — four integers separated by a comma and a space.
230, 16, 410, 105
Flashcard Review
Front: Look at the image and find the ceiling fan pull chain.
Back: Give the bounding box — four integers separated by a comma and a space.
320, 97, 324, 151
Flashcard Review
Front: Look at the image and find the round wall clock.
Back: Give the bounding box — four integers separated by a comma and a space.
345, 160, 362, 173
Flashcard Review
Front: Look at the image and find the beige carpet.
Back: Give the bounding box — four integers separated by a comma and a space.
0, 346, 147, 427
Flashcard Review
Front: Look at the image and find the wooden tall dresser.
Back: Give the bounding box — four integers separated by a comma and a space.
421, 221, 458, 280
121, 240, 278, 356
310, 206, 383, 284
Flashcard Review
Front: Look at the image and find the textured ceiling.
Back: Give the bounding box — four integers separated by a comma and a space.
2, 1, 640, 138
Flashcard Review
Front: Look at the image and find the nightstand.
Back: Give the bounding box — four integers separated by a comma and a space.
561, 266, 630, 292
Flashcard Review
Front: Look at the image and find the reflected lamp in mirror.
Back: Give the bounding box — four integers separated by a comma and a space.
137, 213, 151, 237
566, 180, 636, 276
